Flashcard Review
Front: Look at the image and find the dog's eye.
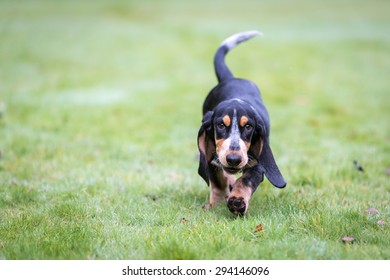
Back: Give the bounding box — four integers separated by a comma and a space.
217, 123, 225, 130
245, 124, 253, 131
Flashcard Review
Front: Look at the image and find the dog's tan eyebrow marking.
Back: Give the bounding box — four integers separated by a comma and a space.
222, 115, 231, 127
240, 116, 248, 127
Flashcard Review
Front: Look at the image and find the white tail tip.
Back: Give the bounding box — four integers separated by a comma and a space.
220, 30, 263, 50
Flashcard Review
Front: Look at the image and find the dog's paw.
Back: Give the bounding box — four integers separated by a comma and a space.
227, 196, 247, 216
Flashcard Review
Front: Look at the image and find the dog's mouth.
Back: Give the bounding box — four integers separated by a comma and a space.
211, 157, 244, 174
223, 166, 242, 174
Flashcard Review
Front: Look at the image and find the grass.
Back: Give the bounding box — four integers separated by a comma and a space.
0, 0, 389, 259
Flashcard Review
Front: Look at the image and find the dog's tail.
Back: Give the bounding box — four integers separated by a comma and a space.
214, 30, 262, 83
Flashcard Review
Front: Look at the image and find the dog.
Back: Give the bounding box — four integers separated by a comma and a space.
197, 31, 286, 216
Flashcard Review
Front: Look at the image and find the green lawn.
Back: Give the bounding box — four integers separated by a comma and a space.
0, 0, 389, 259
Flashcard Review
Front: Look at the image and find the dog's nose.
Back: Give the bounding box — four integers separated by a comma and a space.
226, 154, 242, 167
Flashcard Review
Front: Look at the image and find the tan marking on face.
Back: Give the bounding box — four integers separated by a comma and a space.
215, 139, 225, 154
222, 115, 231, 127
244, 140, 251, 151
240, 116, 249, 127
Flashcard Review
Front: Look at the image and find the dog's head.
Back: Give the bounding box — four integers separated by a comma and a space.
198, 99, 285, 188
198, 99, 264, 175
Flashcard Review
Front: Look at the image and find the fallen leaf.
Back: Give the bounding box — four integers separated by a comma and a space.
254, 224, 263, 233
180, 218, 189, 223
365, 208, 380, 215
377, 219, 387, 226
341, 236, 355, 243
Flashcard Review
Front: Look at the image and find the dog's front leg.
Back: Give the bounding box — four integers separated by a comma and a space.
227, 165, 264, 215
203, 166, 236, 210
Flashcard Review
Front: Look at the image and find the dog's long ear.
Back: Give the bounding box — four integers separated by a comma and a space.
259, 140, 286, 188
197, 111, 215, 184
250, 114, 286, 188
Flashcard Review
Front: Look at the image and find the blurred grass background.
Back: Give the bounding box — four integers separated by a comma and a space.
0, 0, 389, 259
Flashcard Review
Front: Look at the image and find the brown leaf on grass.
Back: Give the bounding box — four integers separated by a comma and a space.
180, 218, 189, 223
365, 208, 380, 215
341, 236, 355, 243
254, 224, 263, 233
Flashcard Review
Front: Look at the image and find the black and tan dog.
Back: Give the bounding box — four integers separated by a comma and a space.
197, 31, 286, 215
